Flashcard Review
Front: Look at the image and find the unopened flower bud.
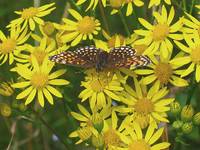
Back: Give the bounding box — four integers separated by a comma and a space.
182, 122, 193, 134
109, 0, 123, 9
0, 103, 12, 117
19, 103, 27, 111
193, 112, 200, 126
170, 101, 181, 115
91, 134, 104, 148
0, 82, 14, 96
172, 120, 183, 129
181, 105, 194, 121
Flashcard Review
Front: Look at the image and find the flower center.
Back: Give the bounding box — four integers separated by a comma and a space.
190, 46, 200, 64
108, 34, 125, 48
198, 27, 200, 36
31, 72, 48, 89
21, 7, 39, 19
0, 38, 16, 54
134, 44, 148, 55
154, 62, 172, 84
78, 16, 96, 34
30, 47, 47, 65
42, 22, 55, 36
88, 70, 113, 92
129, 140, 150, 150
134, 98, 154, 115
103, 129, 122, 147
152, 24, 169, 41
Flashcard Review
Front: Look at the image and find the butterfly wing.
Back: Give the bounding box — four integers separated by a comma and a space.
49, 46, 100, 68
107, 46, 150, 68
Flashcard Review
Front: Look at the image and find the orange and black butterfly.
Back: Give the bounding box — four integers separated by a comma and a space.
49, 46, 150, 72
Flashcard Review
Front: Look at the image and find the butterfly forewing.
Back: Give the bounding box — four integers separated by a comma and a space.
107, 46, 149, 68
49, 46, 100, 68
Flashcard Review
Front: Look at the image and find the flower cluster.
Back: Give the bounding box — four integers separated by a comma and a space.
0, 1, 200, 149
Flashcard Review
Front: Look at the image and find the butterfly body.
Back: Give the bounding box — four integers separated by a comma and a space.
49, 46, 150, 72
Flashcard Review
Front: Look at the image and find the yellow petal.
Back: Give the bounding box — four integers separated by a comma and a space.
49, 79, 69, 85
46, 85, 62, 98
43, 88, 54, 105
38, 90, 44, 107
25, 88, 37, 105
148, 127, 164, 145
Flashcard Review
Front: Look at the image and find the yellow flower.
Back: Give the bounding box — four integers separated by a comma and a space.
196, 5, 200, 14
16, 37, 59, 66
134, 6, 183, 58
0, 27, 29, 65
12, 57, 69, 107
7, 3, 55, 31
79, 69, 124, 109
120, 78, 174, 124
148, 0, 171, 8
173, 31, 200, 82
182, 13, 200, 37
135, 54, 188, 86
101, 112, 127, 149
69, 104, 111, 144
76, 0, 106, 11
0, 82, 14, 96
120, 122, 170, 150
60, 9, 101, 46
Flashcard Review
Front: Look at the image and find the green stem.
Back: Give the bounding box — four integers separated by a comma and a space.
189, 0, 196, 14
31, 109, 70, 149
186, 74, 196, 105
69, 0, 81, 12
118, 10, 131, 37
98, 0, 110, 35
183, 0, 187, 12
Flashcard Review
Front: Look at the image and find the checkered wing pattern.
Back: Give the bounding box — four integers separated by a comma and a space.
107, 46, 150, 68
49, 46, 100, 68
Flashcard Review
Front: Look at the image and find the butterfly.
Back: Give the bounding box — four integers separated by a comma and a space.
49, 46, 150, 72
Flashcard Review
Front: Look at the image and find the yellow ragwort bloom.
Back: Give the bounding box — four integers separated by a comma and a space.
120, 122, 170, 150
69, 104, 111, 144
148, 0, 171, 8
79, 69, 124, 109
120, 78, 174, 124
182, 13, 200, 38
101, 111, 127, 149
71, 104, 111, 127
12, 57, 69, 107
173, 31, 200, 82
60, 9, 101, 46
135, 55, 188, 86
0, 27, 29, 65
16, 37, 58, 67
134, 6, 183, 58
7, 3, 55, 31
76, 0, 106, 11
